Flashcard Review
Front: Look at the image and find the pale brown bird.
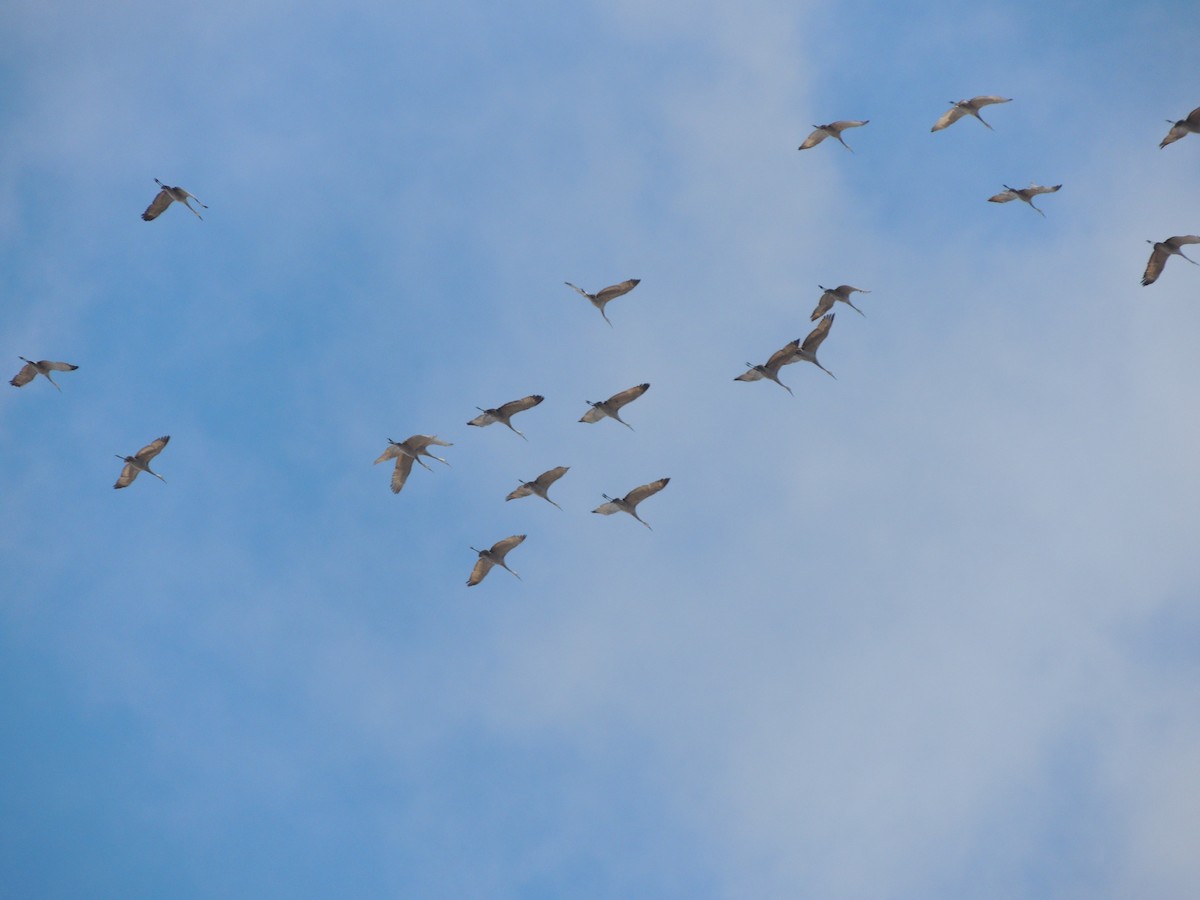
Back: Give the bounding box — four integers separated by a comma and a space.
468, 395, 544, 440
114, 435, 170, 489
579, 383, 650, 430
592, 477, 670, 530
810, 284, 869, 320
931, 96, 1011, 132
735, 338, 804, 395
564, 279, 640, 326
10, 357, 78, 391
467, 534, 526, 586
1160, 107, 1200, 149
988, 184, 1061, 217
798, 120, 869, 152
1142, 235, 1200, 286
142, 178, 207, 221
506, 466, 570, 509
794, 314, 837, 379
374, 435, 453, 494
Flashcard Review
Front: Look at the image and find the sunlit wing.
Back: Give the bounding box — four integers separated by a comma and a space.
141, 189, 173, 221
988, 190, 1018, 203
1027, 184, 1061, 196
931, 106, 966, 131
625, 477, 669, 506
114, 461, 140, 489
374, 443, 402, 464
767, 339, 803, 369
467, 556, 495, 586
489, 534, 526, 560
391, 453, 416, 493
592, 501, 623, 516
607, 383, 649, 410
506, 483, 535, 501
971, 96, 1011, 107
497, 395, 544, 417
810, 292, 835, 320
579, 406, 607, 423
735, 367, 766, 382
407, 434, 452, 451
534, 466, 569, 489
135, 436, 170, 463
594, 279, 640, 303
798, 128, 829, 149
801, 315, 833, 353
468, 410, 498, 426
9, 362, 37, 388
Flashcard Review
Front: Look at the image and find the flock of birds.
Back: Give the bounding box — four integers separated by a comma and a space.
11, 100, 1200, 584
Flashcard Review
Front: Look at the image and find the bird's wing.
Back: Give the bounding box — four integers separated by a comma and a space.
468, 410, 497, 426
490, 534, 526, 561
767, 339, 804, 370
498, 395, 544, 417
135, 435, 170, 463
467, 556, 495, 586
564, 282, 593, 300
390, 453, 416, 493
971, 96, 1011, 107
798, 128, 829, 149
40, 360, 78, 372
734, 368, 766, 382
607, 383, 649, 410
1142, 245, 1170, 286
594, 279, 640, 303
579, 405, 607, 423
374, 443, 402, 464
801, 315, 834, 353
810, 292, 835, 321
830, 120, 868, 130
114, 461, 140, 489
1167, 235, 1200, 249
9, 362, 37, 387
506, 483, 535, 501
625, 477, 669, 506
931, 106, 966, 131
988, 190, 1018, 203
141, 189, 173, 221
1027, 184, 1061, 196
535, 466, 569, 488
1160, 123, 1190, 148
592, 501, 623, 515
405, 434, 451, 451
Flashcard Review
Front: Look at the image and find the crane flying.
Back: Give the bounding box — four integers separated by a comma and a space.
1142, 235, 1200, 286
735, 338, 805, 395
592, 478, 670, 530
579, 383, 650, 430
798, 120, 869, 152
467, 534, 526, 586
10, 357, 78, 391
374, 434, 453, 494
564, 279, 640, 326
988, 184, 1061, 216
468, 395, 544, 440
810, 285, 869, 320
931, 96, 1011, 132
114, 435, 170, 489
142, 178, 207, 221
506, 466, 570, 509
1160, 106, 1200, 149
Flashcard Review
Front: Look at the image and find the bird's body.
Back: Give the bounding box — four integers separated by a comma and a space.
10, 357, 78, 391
468, 395, 544, 440
592, 478, 670, 530
1160, 107, 1200, 149
811, 284, 869, 320
1142, 235, 1200, 286
798, 120, 869, 152
374, 434, 453, 493
579, 383, 650, 430
564, 279, 640, 326
142, 178, 207, 221
507, 466, 570, 509
988, 183, 1061, 217
114, 435, 170, 489
467, 534, 526, 586
735, 338, 804, 395
931, 96, 1011, 132
793, 314, 837, 379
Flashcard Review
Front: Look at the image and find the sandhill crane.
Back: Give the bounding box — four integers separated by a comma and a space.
564, 279, 640, 326
579, 383, 650, 430
374, 435, 453, 494
988, 183, 1061, 217
735, 338, 804, 395
467, 534, 526, 586
507, 466, 570, 509
798, 120, 869, 152
931, 96, 1012, 132
1142, 235, 1200, 286
10, 357, 78, 391
794, 314, 837, 379
468, 395, 544, 440
592, 477, 670, 530
811, 285, 869, 320
142, 178, 207, 221
1160, 107, 1200, 149
114, 435, 170, 489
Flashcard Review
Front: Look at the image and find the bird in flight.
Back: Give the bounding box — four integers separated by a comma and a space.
931, 96, 1011, 132
988, 183, 1061, 217
798, 120, 869, 152
114, 435, 170, 489
735, 338, 805, 395
592, 478, 670, 530
810, 284, 869, 320
142, 178, 207, 221
374, 434, 453, 494
1160, 106, 1200, 149
579, 383, 650, 430
1142, 235, 1200, 286
467, 534, 526, 586
564, 279, 640, 327
9, 357, 78, 391
506, 466, 570, 509
468, 395, 544, 440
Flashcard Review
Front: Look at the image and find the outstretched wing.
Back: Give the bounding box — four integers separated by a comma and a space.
592, 500, 623, 516
988, 190, 1018, 204
594, 279, 640, 303
767, 339, 804, 370
625, 477, 669, 506
114, 461, 140, 489
734, 367, 766, 383
931, 106, 967, 131
1167, 235, 1200, 250
798, 128, 829, 150
40, 360, 78, 372
9, 362, 37, 388
970, 96, 1011, 108
564, 282, 594, 300
406, 434, 452, 452
801, 315, 834, 354
468, 410, 498, 426
1026, 184, 1061, 196
489, 534, 526, 561
497, 395, 544, 418
829, 120, 868, 131
506, 482, 535, 501
810, 291, 835, 321
135, 435, 170, 463
390, 453, 416, 493
534, 466, 569, 489
375, 442, 402, 464
606, 383, 649, 410
142, 189, 173, 221
467, 556, 495, 586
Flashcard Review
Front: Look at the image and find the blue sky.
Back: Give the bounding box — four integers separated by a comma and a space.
3, 0, 1200, 897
